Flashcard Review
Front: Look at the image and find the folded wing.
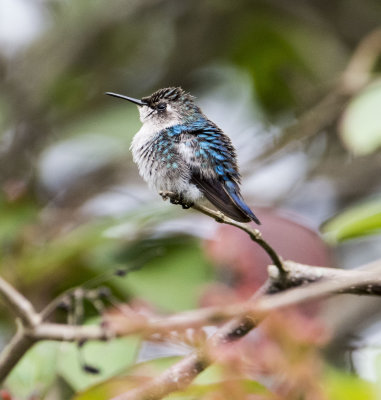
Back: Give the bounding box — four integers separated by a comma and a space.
191, 170, 260, 224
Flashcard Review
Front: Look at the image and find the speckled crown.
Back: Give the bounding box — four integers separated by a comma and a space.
142, 87, 195, 107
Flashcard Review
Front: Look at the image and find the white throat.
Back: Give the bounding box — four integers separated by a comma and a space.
130, 104, 182, 156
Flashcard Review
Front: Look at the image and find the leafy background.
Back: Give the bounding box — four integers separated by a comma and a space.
0, 0, 380, 398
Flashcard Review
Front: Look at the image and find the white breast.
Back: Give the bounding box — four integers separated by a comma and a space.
130, 121, 157, 163
129, 108, 204, 203
178, 141, 195, 164
131, 106, 181, 159
130, 106, 183, 184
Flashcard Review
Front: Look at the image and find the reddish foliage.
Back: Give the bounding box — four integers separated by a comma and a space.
0, 390, 13, 400
200, 212, 332, 399
207, 310, 329, 400
204, 207, 332, 298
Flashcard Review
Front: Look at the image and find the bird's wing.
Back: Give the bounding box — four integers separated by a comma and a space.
179, 120, 260, 224
190, 170, 260, 223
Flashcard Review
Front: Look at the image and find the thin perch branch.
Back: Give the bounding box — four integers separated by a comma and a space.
192, 202, 284, 273
0, 323, 36, 380
0, 277, 40, 328
159, 191, 285, 275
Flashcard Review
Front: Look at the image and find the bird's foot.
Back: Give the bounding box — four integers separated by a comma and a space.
180, 201, 193, 209
158, 191, 193, 209
159, 190, 175, 201
170, 193, 193, 209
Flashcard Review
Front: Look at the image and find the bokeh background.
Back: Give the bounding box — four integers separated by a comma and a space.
0, 0, 381, 398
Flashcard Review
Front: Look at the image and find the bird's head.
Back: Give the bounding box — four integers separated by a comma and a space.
106, 87, 200, 127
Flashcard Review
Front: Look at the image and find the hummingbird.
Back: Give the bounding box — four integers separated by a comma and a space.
106, 87, 260, 224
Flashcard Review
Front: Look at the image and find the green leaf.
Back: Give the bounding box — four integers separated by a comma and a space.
57, 334, 140, 391
321, 197, 381, 244
340, 82, 381, 155
5, 341, 59, 398
164, 380, 268, 399
324, 368, 377, 400
112, 238, 214, 312
74, 358, 268, 400
167, 363, 268, 398
14, 221, 109, 284
0, 197, 38, 245
61, 104, 140, 143
73, 357, 180, 400
73, 376, 141, 400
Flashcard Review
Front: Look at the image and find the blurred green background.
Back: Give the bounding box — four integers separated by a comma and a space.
0, 0, 381, 398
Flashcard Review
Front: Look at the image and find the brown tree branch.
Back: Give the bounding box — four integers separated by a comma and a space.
0, 277, 40, 328
112, 259, 381, 400
159, 191, 285, 276
1, 259, 381, 386
191, 202, 285, 274
0, 322, 36, 381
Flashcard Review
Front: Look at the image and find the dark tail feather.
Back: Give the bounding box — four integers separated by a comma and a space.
191, 174, 261, 224
227, 190, 261, 225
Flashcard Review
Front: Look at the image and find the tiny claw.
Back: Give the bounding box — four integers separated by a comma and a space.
214, 211, 225, 223
159, 191, 192, 210
159, 191, 175, 201
170, 197, 180, 205
158, 191, 167, 200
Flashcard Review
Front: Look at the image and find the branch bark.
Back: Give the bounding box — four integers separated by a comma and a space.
112, 259, 381, 400
0, 323, 36, 381
0, 277, 40, 328
191, 202, 285, 275
159, 191, 285, 277
1, 259, 381, 385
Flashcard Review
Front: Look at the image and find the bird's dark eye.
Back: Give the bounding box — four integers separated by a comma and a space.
157, 102, 167, 111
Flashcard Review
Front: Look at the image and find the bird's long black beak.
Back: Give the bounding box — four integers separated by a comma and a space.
105, 92, 147, 106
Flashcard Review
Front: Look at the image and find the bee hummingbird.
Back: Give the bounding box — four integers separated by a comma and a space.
106, 87, 260, 224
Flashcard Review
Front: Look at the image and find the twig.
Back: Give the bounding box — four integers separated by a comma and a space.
113, 259, 381, 400
192, 203, 284, 272
0, 277, 40, 328
159, 191, 285, 277
341, 28, 381, 92
40, 286, 78, 321
1, 260, 381, 385
0, 322, 36, 380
